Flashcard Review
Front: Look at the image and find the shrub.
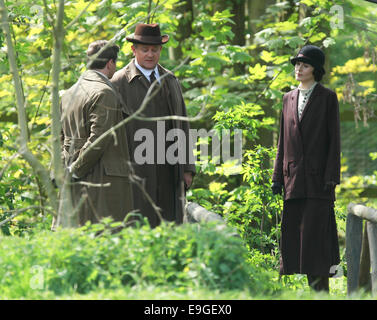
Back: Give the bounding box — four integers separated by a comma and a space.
0, 220, 277, 298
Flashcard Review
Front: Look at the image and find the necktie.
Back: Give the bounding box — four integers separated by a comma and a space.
150, 70, 157, 84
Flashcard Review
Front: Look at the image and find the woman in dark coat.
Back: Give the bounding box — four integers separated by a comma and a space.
272, 45, 341, 292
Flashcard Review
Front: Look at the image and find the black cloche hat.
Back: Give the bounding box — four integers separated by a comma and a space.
126, 23, 169, 45
291, 45, 325, 74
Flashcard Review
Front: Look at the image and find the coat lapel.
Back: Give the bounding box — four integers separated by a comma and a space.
290, 88, 299, 127
289, 88, 305, 151
126, 59, 150, 90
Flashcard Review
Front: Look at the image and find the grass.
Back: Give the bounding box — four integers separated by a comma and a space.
0, 218, 375, 301
5, 273, 373, 300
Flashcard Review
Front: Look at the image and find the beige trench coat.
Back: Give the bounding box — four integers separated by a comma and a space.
60, 70, 133, 226
111, 60, 196, 226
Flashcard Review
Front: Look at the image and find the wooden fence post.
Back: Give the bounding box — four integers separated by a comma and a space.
346, 212, 363, 295
358, 221, 371, 291
367, 221, 377, 296
346, 203, 377, 296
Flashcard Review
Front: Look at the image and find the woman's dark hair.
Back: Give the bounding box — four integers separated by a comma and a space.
86, 40, 119, 70
313, 67, 325, 82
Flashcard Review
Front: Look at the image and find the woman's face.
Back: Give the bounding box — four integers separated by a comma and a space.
295, 61, 315, 83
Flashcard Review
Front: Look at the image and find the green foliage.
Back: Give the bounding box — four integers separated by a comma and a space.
0, 220, 281, 299
1, 0, 377, 299
0, 122, 51, 236
189, 145, 281, 258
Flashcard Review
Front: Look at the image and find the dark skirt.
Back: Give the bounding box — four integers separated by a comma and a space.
279, 198, 340, 277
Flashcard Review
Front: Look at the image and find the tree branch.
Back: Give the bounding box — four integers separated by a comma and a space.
65, 0, 96, 30
0, 0, 58, 213
0, 205, 55, 227
50, 0, 65, 188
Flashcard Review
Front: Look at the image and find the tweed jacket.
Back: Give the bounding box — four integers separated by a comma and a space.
60, 70, 133, 224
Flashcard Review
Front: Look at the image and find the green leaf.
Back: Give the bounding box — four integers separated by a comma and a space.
248, 63, 267, 81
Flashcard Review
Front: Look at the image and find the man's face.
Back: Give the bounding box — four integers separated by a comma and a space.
132, 44, 162, 70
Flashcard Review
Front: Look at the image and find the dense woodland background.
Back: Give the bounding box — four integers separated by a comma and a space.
1, 0, 377, 299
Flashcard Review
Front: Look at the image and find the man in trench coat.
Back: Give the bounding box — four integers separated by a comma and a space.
111, 23, 196, 227
59, 40, 133, 226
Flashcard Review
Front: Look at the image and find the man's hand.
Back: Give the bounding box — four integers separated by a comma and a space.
184, 172, 193, 190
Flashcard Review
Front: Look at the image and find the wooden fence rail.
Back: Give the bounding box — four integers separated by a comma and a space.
184, 202, 224, 224
186, 201, 377, 296
346, 203, 377, 296
184, 202, 242, 237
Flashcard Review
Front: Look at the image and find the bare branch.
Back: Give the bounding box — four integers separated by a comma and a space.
42, 0, 55, 29
0, 205, 55, 227
65, 0, 96, 30
31, 70, 51, 129
0, 151, 19, 180
76, 181, 111, 188
129, 171, 164, 224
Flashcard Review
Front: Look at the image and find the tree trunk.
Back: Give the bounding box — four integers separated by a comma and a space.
171, 0, 194, 61
248, 0, 283, 155
358, 221, 371, 291
346, 212, 363, 295
367, 221, 377, 296
247, 0, 275, 44
51, 0, 65, 189
50, 0, 77, 228
0, 0, 58, 215
231, 0, 246, 75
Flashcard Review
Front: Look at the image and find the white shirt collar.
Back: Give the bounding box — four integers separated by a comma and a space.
134, 58, 160, 83
298, 81, 317, 92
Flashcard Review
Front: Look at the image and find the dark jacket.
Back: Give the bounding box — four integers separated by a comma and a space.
111, 60, 195, 225
272, 83, 341, 200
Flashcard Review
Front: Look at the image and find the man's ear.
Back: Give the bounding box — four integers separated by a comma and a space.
105, 59, 112, 70
131, 45, 136, 56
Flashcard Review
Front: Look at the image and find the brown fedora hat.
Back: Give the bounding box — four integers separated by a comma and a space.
126, 23, 169, 45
